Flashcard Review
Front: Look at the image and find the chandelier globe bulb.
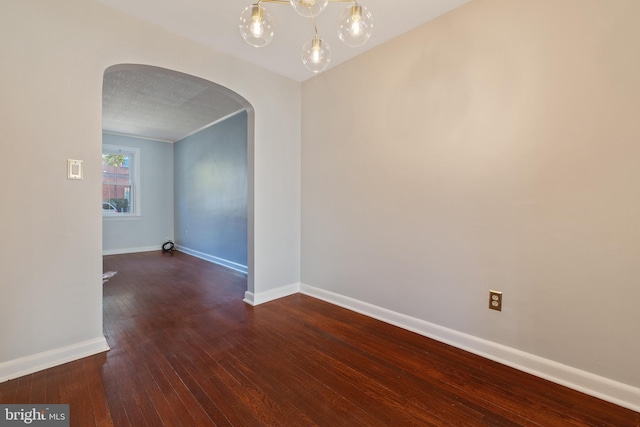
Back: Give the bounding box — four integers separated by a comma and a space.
301, 35, 331, 73
239, 4, 274, 47
337, 3, 373, 47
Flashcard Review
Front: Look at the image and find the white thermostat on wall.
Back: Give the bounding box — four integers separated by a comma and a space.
67, 159, 83, 180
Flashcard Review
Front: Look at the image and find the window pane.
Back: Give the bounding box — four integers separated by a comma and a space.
102, 151, 134, 214
102, 184, 132, 213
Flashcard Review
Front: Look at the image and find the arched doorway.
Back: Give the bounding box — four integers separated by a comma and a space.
101, 64, 254, 292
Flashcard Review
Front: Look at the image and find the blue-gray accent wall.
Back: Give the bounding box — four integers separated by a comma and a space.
174, 111, 248, 271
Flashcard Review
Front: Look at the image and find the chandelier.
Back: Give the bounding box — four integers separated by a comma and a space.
239, 0, 373, 73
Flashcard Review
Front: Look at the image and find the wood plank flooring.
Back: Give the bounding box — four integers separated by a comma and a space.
1, 251, 638, 426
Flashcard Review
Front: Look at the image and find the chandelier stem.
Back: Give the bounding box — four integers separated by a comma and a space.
310, 12, 319, 36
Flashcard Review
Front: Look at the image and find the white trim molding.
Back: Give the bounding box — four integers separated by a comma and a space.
176, 109, 245, 143
176, 245, 248, 274
102, 245, 160, 256
300, 283, 640, 414
244, 283, 300, 306
0, 337, 110, 383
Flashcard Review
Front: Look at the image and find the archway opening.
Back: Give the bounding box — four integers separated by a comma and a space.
101, 63, 254, 293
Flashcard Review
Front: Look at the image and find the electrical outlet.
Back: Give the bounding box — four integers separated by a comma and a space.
489, 290, 502, 311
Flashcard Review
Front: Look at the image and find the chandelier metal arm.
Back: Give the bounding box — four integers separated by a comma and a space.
256, 0, 357, 37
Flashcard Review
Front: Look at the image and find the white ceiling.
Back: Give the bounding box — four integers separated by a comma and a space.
99, 0, 470, 141
96, 0, 471, 82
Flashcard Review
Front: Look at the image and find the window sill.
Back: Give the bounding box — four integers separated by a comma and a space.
103, 214, 142, 221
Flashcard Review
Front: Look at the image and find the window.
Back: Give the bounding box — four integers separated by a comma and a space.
102, 145, 140, 216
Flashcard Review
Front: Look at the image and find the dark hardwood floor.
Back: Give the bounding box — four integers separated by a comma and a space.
1, 251, 638, 426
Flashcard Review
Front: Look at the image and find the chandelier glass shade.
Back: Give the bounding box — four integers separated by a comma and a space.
239, 0, 373, 73
337, 4, 373, 47
301, 35, 331, 73
290, 0, 329, 18
239, 4, 274, 47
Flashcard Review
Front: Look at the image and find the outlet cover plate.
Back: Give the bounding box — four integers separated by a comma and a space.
489, 290, 502, 311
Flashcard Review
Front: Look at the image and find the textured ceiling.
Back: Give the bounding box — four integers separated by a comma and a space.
95, 0, 471, 82
103, 65, 245, 142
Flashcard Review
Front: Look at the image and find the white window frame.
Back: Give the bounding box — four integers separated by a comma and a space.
102, 144, 141, 218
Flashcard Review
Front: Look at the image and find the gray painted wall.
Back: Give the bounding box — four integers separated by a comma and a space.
300, 0, 640, 404
174, 111, 248, 271
102, 133, 174, 253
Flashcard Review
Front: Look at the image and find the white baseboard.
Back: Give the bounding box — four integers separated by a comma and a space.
0, 337, 110, 383
300, 283, 640, 414
244, 282, 301, 306
176, 245, 248, 274
102, 245, 159, 256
